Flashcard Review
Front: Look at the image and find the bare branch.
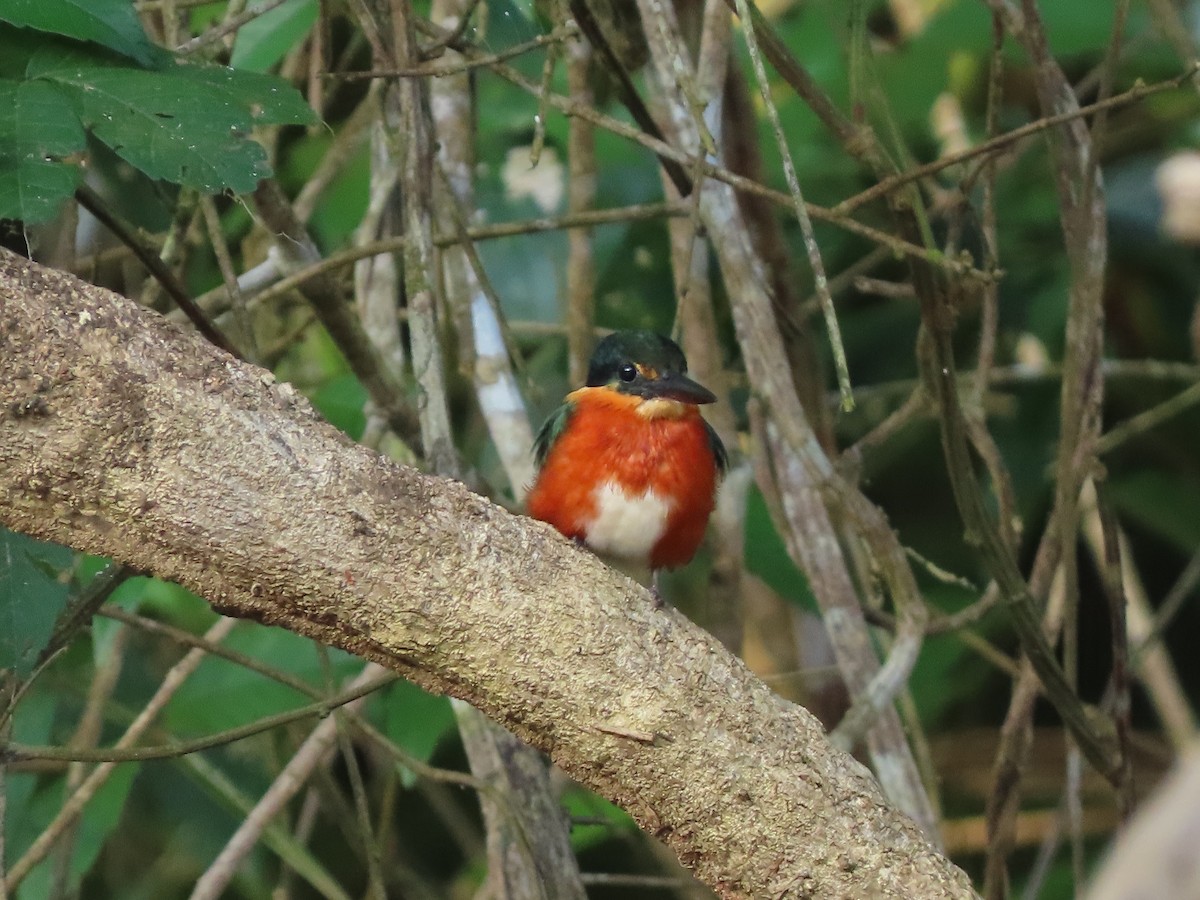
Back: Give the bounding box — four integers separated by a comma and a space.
0, 249, 977, 900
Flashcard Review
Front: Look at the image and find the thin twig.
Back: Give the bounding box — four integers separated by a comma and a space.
528, 25, 559, 168
1137, 548, 1200, 667
3, 674, 396, 765
973, 11, 1004, 402
1084, 0, 1131, 215
137, 0, 218, 9
201, 196, 257, 359
833, 70, 1191, 216
75, 187, 241, 359
0, 678, 12, 900
421, 0, 483, 55
111, 615, 480, 790
187, 663, 386, 900
1096, 378, 1200, 455
182, 751, 353, 900
319, 647, 386, 899
176, 0, 291, 53
731, 0, 852, 410
295, 82, 381, 223
5, 617, 239, 892
251, 179, 422, 455
1145, 0, 1200, 70
567, 0, 693, 196
1094, 485, 1135, 822
47, 625, 130, 900
474, 54, 994, 280
36, 563, 135, 671
99, 605, 332, 697
983, 557, 1067, 900
197, 202, 688, 319
334, 25, 577, 79
579, 873, 692, 888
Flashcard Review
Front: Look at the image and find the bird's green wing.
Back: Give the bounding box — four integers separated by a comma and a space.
533, 402, 575, 468
706, 420, 729, 476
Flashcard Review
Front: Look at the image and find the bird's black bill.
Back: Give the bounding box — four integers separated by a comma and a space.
650, 372, 717, 404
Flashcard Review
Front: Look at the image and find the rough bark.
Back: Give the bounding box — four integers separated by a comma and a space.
0, 249, 976, 899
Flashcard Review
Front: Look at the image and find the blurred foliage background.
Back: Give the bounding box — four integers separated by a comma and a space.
3, 0, 1200, 897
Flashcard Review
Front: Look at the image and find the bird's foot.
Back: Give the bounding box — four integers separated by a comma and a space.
650, 570, 665, 609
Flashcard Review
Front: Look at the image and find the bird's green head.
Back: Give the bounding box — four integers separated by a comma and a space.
586, 330, 716, 405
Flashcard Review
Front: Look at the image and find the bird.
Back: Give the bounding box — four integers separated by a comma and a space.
526, 330, 727, 601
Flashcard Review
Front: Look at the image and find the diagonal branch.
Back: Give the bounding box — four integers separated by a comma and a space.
0, 249, 976, 900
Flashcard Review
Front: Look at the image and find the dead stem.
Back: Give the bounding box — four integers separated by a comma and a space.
565, 23, 598, 387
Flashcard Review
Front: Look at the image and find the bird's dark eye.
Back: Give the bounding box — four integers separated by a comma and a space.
618, 363, 637, 383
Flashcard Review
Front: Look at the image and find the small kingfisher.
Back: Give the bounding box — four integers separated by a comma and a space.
527, 330, 727, 596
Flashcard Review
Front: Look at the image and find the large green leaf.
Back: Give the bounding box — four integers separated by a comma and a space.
0, 78, 85, 156
171, 63, 318, 125
32, 64, 277, 193
164, 623, 360, 737
311, 372, 368, 440
17, 763, 139, 899
231, 0, 319, 73
1108, 470, 1200, 553
0, 27, 315, 221
381, 680, 455, 786
0, 152, 82, 222
0, 0, 162, 67
743, 485, 815, 609
3, 680, 60, 869
0, 529, 75, 678
0, 78, 85, 220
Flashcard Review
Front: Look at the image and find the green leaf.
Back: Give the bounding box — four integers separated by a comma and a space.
0, 78, 85, 221
230, 0, 318, 73
135, 578, 219, 633
36, 66, 267, 192
165, 624, 357, 737
0, 0, 163, 67
561, 786, 635, 852
23, 58, 315, 194
176, 755, 353, 900
381, 680, 454, 786
174, 63, 318, 126
3, 681, 60, 864
0, 79, 85, 156
0, 26, 314, 218
0, 153, 82, 222
743, 486, 815, 609
310, 372, 368, 440
0, 529, 75, 678
1108, 470, 1200, 553
18, 763, 138, 898
69, 763, 140, 887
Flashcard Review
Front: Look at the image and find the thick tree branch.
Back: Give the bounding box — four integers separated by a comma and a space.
0, 250, 975, 899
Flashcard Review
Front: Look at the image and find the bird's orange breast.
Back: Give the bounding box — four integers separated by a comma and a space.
526, 388, 719, 569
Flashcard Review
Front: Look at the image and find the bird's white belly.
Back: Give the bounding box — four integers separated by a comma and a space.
583, 480, 672, 562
